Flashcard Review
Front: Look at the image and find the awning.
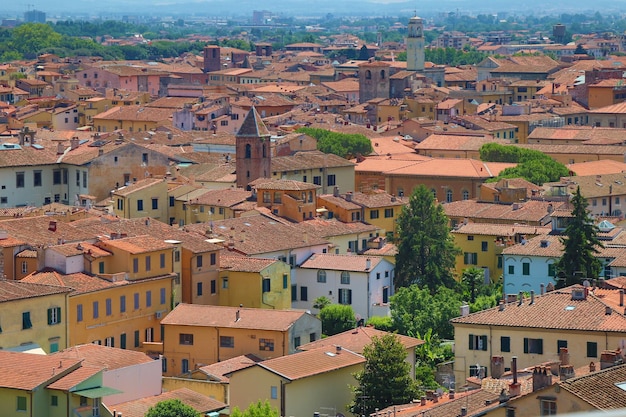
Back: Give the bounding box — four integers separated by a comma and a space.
5, 343, 46, 355
72, 386, 123, 398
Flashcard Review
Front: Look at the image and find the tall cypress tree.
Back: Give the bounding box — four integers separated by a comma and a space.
395, 184, 460, 293
556, 186, 603, 287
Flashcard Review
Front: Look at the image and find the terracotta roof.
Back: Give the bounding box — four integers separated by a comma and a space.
112, 178, 165, 196
52, 344, 154, 369
0, 351, 82, 390
567, 160, 626, 176
161, 303, 314, 331
443, 200, 565, 224
451, 286, 626, 333
559, 363, 626, 409
93, 105, 174, 122
453, 223, 551, 237
294, 218, 379, 238
378, 389, 498, 417
99, 235, 174, 254
501, 234, 563, 257
253, 346, 365, 380
197, 354, 263, 382
190, 188, 251, 207
21, 270, 124, 295
300, 253, 383, 272
112, 388, 226, 417
272, 150, 355, 171
0, 280, 73, 302
236, 107, 271, 138
251, 178, 320, 191
220, 254, 279, 272
298, 326, 422, 353
46, 364, 102, 390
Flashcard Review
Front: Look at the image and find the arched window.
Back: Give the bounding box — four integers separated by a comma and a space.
341, 271, 350, 285
381, 70, 385, 79
317, 270, 327, 283
462, 190, 470, 200
245, 144, 251, 159
446, 189, 453, 203
365, 70, 372, 80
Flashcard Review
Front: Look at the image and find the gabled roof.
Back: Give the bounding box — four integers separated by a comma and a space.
52, 344, 154, 370
112, 388, 226, 417
161, 303, 315, 331
451, 286, 626, 333
197, 354, 263, 382
298, 326, 423, 353
236, 106, 271, 138
0, 280, 73, 302
299, 253, 384, 272
559, 363, 626, 409
251, 346, 365, 381
0, 351, 82, 390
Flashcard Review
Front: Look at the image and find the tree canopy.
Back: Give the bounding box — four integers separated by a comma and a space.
394, 184, 460, 292
296, 127, 372, 159
145, 399, 198, 417
318, 304, 356, 336
556, 186, 604, 287
479, 142, 570, 185
231, 400, 279, 417
349, 334, 418, 416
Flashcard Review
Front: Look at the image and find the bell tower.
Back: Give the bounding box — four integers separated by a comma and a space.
407, 15, 425, 72
236, 107, 271, 189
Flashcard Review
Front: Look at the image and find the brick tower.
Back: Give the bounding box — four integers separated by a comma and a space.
236, 107, 271, 189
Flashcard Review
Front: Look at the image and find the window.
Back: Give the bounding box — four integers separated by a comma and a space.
263, 191, 271, 203
370, 210, 379, 219
98, 261, 105, 274
313, 176, 321, 185
523, 262, 530, 275
182, 358, 189, 373
133, 258, 139, 273
17, 396, 27, 412
384, 208, 393, 218
160, 288, 166, 305
317, 270, 327, 283
152, 198, 158, 210
587, 341, 598, 357
327, 174, 336, 186
77, 304, 83, 322
508, 265, 515, 275
197, 282, 203, 296
16, 172, 24, 188
142, 153, 148, 164
446, 189, 453, 203
179, 333, 194, 345
120, 295, 126, 313
51, 395, 58, 407
467, 236, 474, 241
210, 279, 217, 294
210, 253, 216, 265
146, 327, 153, 342
341, 271, 350, 284
106, 298, 112, 316
21, 261, 27, 274
557, 340, 568, 352
271, 386, 278, 399
469, 364, 488, 378
117, 199, 124, 211
464, 252, 478, 265
160, 253, 166, 269
339, 288, 352, 305
481, 241, 488, 252
146, 290, 152, 307
134, 292, 139, 310
145, 256, 151, 272
134, 330, 140, 348
262, 278, 271, 293
53, 169, 62, 185
82, 171, 87, 188
105, 336, 114, 347
222, 277, 229, 289
33, 170, 42, 187
294, 336, 301, 348
169, 196, 175, 207
292, 284, 297, 301
46, 307, 61, 325
76, 170, 80, 187
548, 264, 556, 277
197, 255, 203, 268
300, 286, 308, 301
245, 144, 251, 159
501, 336, 511, 352
93, 301, 99, 319
120, 333, 127, 349
283, 274, 288, 289
469, 334, 488, 351
524, 337, 544, 354
259, 338, 275, 351
220, 336, 234, 348
506, 408, 515, 417
462, 190, 469, 200
310, 332, 317, 342
137, 199, 144, 211
540, 399, 557, 416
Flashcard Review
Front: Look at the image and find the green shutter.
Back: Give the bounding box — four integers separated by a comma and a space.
481, 335, 488, 351
469, 334, 475, 350
47, 308, 52, 325
523, 338, 529, 353
56, 307, 61, 324
537, 339, 543, 354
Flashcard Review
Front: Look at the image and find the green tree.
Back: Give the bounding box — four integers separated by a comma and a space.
296, 127, 372, 159
556, 186, 603, 287
145, 399, 198, 417
349, 334, 418, 416
461, 267, 485, 304
231, 400, 279, 417
313, 295, 331, 311
365, 315, 394, 332
390, 285, 462, 340
318, 304, 355, 336
11, 23, 62, 57
395, 184, 460, 292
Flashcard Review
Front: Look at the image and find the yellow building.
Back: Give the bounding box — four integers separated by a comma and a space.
332, 190, 407, 238
253, 178, 320, 223
0, 351, 114, 417
0, 280, 71, 354
160, 304, 321, 376
452, 223, 550, 282
219, 255, 291, 310
112, 177, 169, 222
228, 346, 365, 417
93, 105, 174, 133
451, 286, 626, 385
185, 188, 251, 224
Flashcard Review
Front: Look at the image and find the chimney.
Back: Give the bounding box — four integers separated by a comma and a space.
57, 142, 65, 155
336, 345, 342, 354
235, 310, 240, 321
498, 299, 505, 311
530, 290, 535, 304
98, 148, 104, 156
491, 355, 504, 379
365, 258, 371, 270
48, 221, 57, 232
620, 289, 624, 307
449, 389, 455, 400
420, 396, 426, 406
345, 192, 352, 202
590, 361, 596, 372
606, 306, 612, 315
460, 304, 470, 316
601, 350, 619, 370
559, 364, 575, 381
532, 366, 552, 392
509, 356, 521, 396
559, 347, 570, 366
540, 284, 545, 295
333, 186, 339, 197
518, 291, 523, 306
70, 137, 79, 150
460, 407, 467, 416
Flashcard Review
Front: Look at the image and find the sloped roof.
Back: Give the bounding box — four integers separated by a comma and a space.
52, 344, 154, 370
236, 106, 271, 138
298, 326, 423, 353
112, 388, 226, 417
0, 351, 82, 390
559, 363, 626, 409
